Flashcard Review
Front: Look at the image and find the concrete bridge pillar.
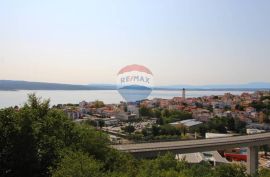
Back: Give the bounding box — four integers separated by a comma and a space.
247, 146, 258, 175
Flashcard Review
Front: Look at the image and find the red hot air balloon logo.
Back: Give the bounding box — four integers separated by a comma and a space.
117, 64, 154, 102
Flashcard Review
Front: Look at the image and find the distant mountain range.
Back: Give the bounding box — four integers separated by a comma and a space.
155, 82, 270, 90
0, 80, 270, 91
0, 80, 114, 91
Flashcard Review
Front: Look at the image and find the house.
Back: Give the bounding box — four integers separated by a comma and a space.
104, 118, 119, 126
211, 101, 225, 109
116, 112, 138, 121
127, 105, 139, 118
192, 109, 212, 122
66, 110, 82, 120
159, 99, 170, 108
176, 151, 228, 166
79, 101, 88, 108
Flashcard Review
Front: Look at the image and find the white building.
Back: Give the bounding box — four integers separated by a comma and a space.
176, 151, 228, 166
246, 129, 266, 135
170, 119, 202, 129
205, 133, 233, 139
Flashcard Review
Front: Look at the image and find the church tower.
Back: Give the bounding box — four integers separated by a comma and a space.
182, 88, 186, 100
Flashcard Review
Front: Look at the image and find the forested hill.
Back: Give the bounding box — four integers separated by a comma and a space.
1, 80, 270, 91
0, 80, 116, 90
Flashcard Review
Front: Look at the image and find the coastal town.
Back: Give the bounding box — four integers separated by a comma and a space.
57, 89, 270, 168
59, 90, 270, 140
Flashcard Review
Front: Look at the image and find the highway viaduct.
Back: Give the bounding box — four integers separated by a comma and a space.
112, 132, 270, 175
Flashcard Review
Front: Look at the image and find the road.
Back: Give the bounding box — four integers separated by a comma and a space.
112, 133, 270, 158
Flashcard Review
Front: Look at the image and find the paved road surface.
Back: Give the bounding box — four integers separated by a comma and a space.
112, 133, 270, 157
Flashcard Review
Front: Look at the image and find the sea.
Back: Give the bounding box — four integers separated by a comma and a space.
0, 90, 253, 108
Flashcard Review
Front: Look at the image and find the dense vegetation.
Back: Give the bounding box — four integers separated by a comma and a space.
140, 107, 193, 124
129, 116, 247, 142
251, 96, 270, 112
190, 116, 247, 136
0, 94, 114, 177
137, 105, 247, 141
1, 94, 270, 177
251, 96, 270, 123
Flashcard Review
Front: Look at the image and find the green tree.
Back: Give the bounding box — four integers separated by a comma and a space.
123, 125, 135, 134
181, 162, 213, 177
98, 119, 105, 129
103, 149, 137, 176
227, 117, 235, 131
93, 100, 105, 108
213, 164, 247, 177
190, 124, 208, 137
152, 125, 161, 136
136, 153, 178, 177
262, 145, 270, 157
208, 117, 227, 134
161, 109, 170, 118
0, 94, 109, 177
153, 108, 162, 118
0, 94, 53, 177
156, 117, 165, 125
85, 119, 98, 127
234, 117, 247, 134
71, 124, 109, 161
162, 110, 192, 123
139, 106, 153, 117
52, 151, 103, 177
259, 168, 270, 177
160, 125, 181, 136
235, 104, 244, 111
0, 107, 39, 177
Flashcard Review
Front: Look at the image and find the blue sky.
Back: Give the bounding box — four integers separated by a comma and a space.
0, 0, 270, 85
